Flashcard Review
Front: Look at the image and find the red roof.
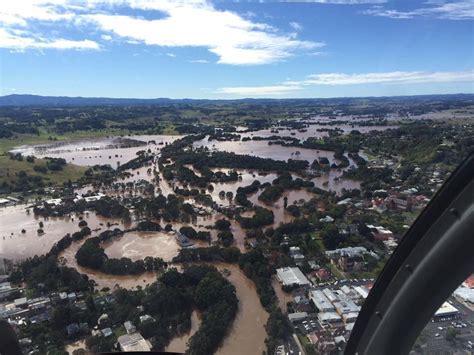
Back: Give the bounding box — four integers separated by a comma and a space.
317, 268, 331, 280
463, 275, 474, 288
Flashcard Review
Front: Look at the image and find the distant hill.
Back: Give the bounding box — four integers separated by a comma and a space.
0, 93, 473, 107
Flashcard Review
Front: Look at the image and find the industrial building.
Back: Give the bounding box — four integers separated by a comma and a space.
310, 290, 334, 312
276, 267, 311, 287
433, 301, 460, 320
118, 332, 151, 352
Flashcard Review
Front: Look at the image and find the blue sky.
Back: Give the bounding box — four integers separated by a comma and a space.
0, 0, 473, 98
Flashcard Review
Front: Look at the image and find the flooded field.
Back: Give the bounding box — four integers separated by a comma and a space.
59, 238, 158, 290
102, 231, 180, 262
0, 204, 127, 260
195, 138, 339, 165
1, 129, 378, 354
11, 135, 181, 168
239, 122, 398, 141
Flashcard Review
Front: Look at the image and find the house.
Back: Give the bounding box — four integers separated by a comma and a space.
383, 238, 398, 252
385, 195, 413, 212
139, 314, 154, 323
366, 225, 393, 241
307, 331, 336, 353
0, 282, 20, 301
320, 216, 334, 223
316, 268, 331, 281
66, 323, 80, 336
307, 260, 319, 270
463, 275, 474, 289
124, 321, 136, 334
288, 312, 308, 323
98, 313, 109, 327
14, 297, 28, 308
289, 246, 305, 263
175, 231, 194, 248
101, 327, 113, 337
118, 332, 151, 352
333, 255, 365, 272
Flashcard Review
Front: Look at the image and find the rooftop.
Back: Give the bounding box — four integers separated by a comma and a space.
310, 290, 334, 312
118, 332, 151, 352
276, 267, 311, 287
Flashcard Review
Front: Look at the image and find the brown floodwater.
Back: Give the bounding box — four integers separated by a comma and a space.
214, 263, 268, 355
165, 310, 201, 353
102, 231, 180, 262
272, 277, 293, 313
0, 204, 126, 260
59, 237, 158, 290
238, 122, 397, 141
2, 130, 363, 262
195, 138, 338, 166
11, 135, 181, 168
59, 256, 268, 354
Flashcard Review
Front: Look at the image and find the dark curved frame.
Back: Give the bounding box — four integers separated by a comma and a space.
345, 152, 474, 355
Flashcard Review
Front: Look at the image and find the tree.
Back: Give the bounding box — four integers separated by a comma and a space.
215, 219, 231, 231
445, 327, 459, 343
180, 226, 198, 239
218, 231, 234, 247
320, 224, 344, 250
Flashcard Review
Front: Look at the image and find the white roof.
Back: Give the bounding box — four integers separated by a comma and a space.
435, 301, 459, 316
455, 287, 474, 304
353, 286, 370, 299
0, 198, 10, 204
326, 246, 367, 258
310, 290, 334, 312
317, 311, 341, 322
288, 312, 308, 321
322, 288, 338, 303
276, 267, 311, 286
320, 216, 335, 223
118, 333, 151, 352
340, 285, 351, 294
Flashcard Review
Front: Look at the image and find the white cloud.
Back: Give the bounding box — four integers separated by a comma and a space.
0, 0, 323, 64
189, 59, 209, 63
289, 21, 302, 31
274, 0, 386, 3
0, 1, 98, 50
363, 1, 474, 20
217, 70, 474, 96
82, 1, 322, 65
215, 85, 303, 96
0, 27, 99, 50
166, 53, 176, 57
294, 71, 474, 85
